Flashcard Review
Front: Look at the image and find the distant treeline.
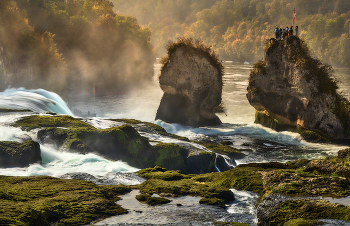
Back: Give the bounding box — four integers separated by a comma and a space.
0, 0, 153, 94
111, 0, 350, 67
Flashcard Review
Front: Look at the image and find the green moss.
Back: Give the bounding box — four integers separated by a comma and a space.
135, 193, 171, 206
192, 141, 246, 159
153, 143, 187, 172
194, 165, 265, 195
0, 176, 130, 226
199, 197, 225, 208
136, 167, 235, 207
0, 140, 36, 157
269, 199, 350, 226
13, 115, 94, 131
138, 166, 189, 181
283, 218, 324, 226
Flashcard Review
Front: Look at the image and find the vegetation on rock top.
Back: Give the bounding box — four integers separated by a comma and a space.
135, 193, 172, 206
269, 199, 350, 225
160, 37, 224, 79
13, 115, 94, 131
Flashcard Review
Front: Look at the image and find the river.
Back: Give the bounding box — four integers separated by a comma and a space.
0, 62, 350, 225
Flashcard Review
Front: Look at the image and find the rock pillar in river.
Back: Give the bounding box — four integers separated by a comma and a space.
247, 36, 350, 142
156, 38, 224, 127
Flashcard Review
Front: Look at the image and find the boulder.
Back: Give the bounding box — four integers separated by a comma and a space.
0, 140, 41, 167
38, 126, 217, 174
247, 36, 350, 141
156, 38, 224, 127
185, 151, 216, 174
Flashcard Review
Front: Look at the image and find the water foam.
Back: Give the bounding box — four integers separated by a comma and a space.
0, 144, 139, 177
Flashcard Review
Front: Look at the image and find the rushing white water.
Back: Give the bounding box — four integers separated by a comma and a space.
0, 88, 73, 115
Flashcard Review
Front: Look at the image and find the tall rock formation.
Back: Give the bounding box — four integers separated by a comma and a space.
247, 36, 350, 142
156, 38, 224, 127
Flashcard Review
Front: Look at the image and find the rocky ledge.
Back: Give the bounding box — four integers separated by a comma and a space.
13, 115, 245, 174
156, 38, 225, 127
247, 36, 350, 142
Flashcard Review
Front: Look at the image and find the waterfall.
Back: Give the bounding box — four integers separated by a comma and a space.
0, 88, 73, 115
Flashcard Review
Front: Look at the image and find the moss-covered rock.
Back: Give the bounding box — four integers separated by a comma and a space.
186, 151, 216, 174
0, 140, 41, 167
283, 218, 324, 226
303, 148, 350, 178
136, 166, 235, 207
269, 199, 350, 226
135, 193, 172, 206
254, 150, 350, 225
199, 197, 225, 208
192, 140, 246, 159
0, 176, 130, 225
13, 115, 93, 131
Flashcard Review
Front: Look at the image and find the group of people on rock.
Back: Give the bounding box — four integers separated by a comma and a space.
274, 26, 298, 39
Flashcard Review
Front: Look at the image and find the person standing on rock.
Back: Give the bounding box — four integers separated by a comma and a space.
295, 26, 299, 37
289, 26, 294, 36
285, 27, 289, 37
280, 28, 283, 39
274, 26, 280, 39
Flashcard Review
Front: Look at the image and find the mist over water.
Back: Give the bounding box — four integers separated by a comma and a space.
1, 62, 350, 177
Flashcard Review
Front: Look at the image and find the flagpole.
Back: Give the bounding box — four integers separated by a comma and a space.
293, 8, 296, 26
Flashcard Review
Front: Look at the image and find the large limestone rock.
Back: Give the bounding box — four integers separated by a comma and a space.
0, 140, 41, 167
156, 39, 224, 127
247, 36, 350, 142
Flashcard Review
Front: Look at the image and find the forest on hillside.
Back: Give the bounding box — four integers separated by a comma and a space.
0, 0, 153, 94
111, 0, 350, 67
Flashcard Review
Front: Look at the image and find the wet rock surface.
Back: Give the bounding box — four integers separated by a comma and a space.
59, 172, 146, 185
0, 140, 41, 167
156, 39, 224, 127
256, 193, 298, 226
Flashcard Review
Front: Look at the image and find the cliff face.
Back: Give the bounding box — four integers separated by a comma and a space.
247, 36, 350, 141
156, 39, 223, 127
